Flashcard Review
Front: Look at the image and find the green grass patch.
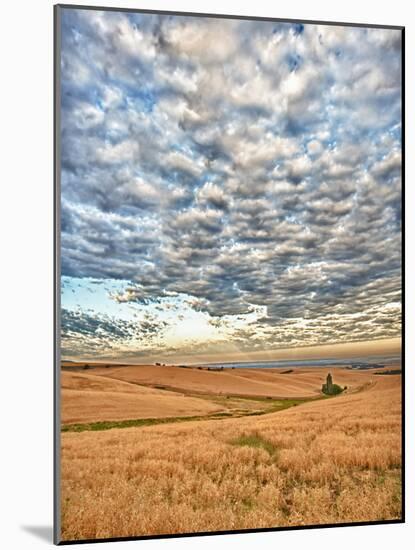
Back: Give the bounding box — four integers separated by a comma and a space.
226, 394, 311, 403
61, 412, 233, 433
241, 497, 255, 510
230, 433, 278, 456
374, 369, 402, 375
61, 394, 332, 434
269, 399, 305, 411
322, 383, 344, 396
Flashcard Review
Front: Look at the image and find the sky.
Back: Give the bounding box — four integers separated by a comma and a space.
59, 8, 402, 364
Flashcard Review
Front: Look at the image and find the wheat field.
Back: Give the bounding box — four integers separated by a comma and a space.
90, 363, 377, 398
61, 371, 223, 424
60, 373, 401, 541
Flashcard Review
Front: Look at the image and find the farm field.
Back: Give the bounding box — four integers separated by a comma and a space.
61, 371, 224, 424
60, 367, 402, 541
60, 364, 394, 428
63, 362, 386, 399
91, 364, 378, 398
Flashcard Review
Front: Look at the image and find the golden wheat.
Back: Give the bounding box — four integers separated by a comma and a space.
61, 371, 223, 424
60, 375, 401, 541
89, 364, 383, 398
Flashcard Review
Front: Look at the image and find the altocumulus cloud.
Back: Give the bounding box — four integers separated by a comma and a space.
60, 8, 402, 360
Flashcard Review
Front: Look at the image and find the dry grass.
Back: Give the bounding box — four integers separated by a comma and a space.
88, 364, 378, 398
61, 371, 223, 424
60, 375, 401, 541
61, 366, 378, 426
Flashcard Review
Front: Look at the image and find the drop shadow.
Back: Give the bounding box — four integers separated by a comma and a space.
21, 525, 53, 543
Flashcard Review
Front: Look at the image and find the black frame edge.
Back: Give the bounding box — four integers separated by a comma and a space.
58, 519, 404, 545
54, 4, 62, 546
400, 25, 405, 525
55, 3, 404, 31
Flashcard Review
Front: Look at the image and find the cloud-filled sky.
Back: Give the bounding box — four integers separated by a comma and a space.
59, 8, 402, 363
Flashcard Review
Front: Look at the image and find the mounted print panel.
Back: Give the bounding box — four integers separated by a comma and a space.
54, 4, 403, 544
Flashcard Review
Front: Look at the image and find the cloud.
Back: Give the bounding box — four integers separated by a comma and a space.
61, 307, 169, 358
59, 8, 402, 359
196, 182, 229, 211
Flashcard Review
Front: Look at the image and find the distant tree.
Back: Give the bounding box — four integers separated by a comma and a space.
322, 373, 344, 395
